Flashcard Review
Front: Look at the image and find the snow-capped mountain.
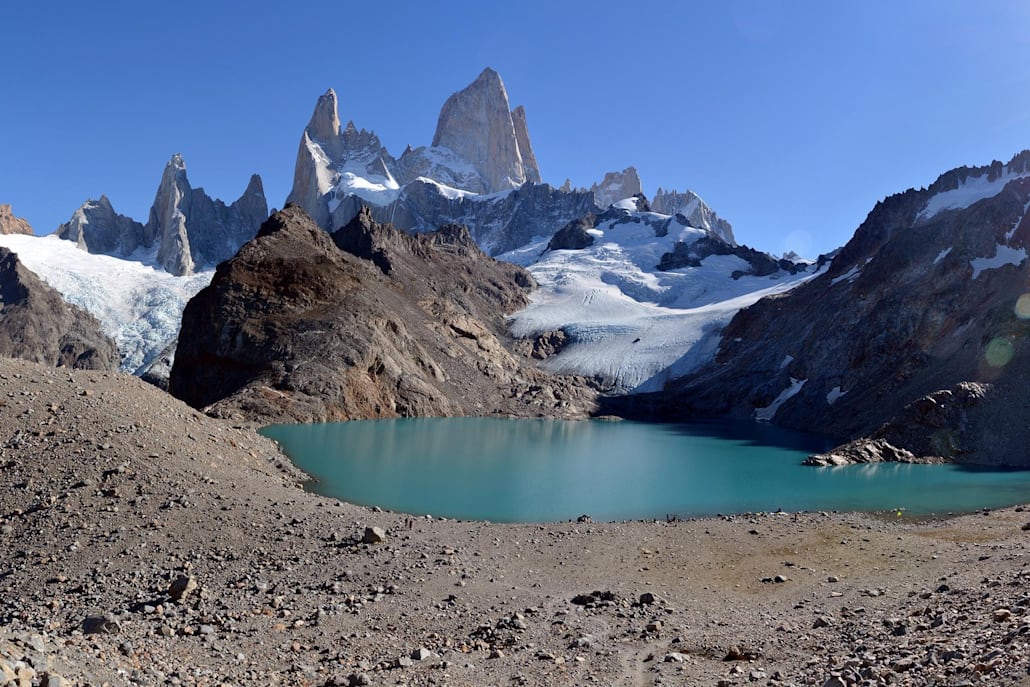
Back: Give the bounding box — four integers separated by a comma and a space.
502, 202, 815, 392
286, 69, 593, 255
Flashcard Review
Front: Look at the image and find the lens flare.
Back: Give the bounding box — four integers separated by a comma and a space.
1016, 294, 1030, 320
985, 337, 1014, 368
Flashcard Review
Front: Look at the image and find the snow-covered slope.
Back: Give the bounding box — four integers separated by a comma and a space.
501, 209, 819, 392
0, 234, 211, 374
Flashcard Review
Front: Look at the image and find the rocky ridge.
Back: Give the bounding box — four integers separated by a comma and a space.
0, 247, 118, 370
627, 151, 1030, 466
0, 204, 34, 235
1, 357, 1029, 686
590, 166, 643, 210
169, 205, 598, 424
57, 155, 267, 276
652, 187, 736, 244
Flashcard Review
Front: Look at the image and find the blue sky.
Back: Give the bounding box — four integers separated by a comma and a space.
1, 1, 1027, 257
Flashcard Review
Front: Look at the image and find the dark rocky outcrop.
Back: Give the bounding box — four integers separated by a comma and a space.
657, 234, 802, 277
626, 151, 1030, 466
0, 247, 119, 370
546, 215, 597, 252
169, 205, 597, 424
0, 204, 34, 235
345, 179, 599, 256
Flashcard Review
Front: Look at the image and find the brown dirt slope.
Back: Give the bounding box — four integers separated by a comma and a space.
1, 358, 1029, 686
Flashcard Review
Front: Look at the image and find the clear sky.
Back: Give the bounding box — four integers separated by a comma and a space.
1, 1, 1027, 257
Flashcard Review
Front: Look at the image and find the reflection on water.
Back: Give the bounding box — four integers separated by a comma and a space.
260, 418, 1030, 523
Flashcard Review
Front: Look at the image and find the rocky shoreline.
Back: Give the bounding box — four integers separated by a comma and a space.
1, 358, 1029, 686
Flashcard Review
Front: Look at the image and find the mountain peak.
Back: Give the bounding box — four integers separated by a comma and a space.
474, 66, 502, 87
431, 69, 535, 193
307, 88, 341, 143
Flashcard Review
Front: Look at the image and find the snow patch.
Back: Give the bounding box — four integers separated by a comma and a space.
779, 355, 794, 369
933, 247, 952, 264
755, 378, 807, 422
826, 386, 847, 405
919, 168, 1030, 221
328, 172, 399, 211
414, 176, 478, 201
970, 244, 1027, 279
830, 265, 861, 286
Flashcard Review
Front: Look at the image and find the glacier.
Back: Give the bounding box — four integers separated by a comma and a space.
0, 234, 211, 375
501, 208, 819, 393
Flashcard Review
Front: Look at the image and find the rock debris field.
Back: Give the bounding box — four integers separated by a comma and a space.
1, 358, 1029, 686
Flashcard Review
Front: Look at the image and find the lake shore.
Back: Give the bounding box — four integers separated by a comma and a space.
2, 358, 1028, 686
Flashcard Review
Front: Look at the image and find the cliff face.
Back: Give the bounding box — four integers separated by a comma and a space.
430, 67, 540, 193
630, 151, 1030, 466
0, 205, 34, 236
169, 206, 597, 424
0, 247, 119, 370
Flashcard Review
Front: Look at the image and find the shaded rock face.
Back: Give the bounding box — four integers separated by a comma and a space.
590, 167, 643, 209
547, 215, 597, 252
431, 67, 540, 193
169, 206, 597, 424
0, 247, 119, 370
657, 234, 802, 277
634, 151, 1030, 466
56, 196, 147, 256
381, 180, 598, 256
0, 205, 33, 235
652, 187, 735, 244
325, 179, 598, 257
57, 155, 267, 276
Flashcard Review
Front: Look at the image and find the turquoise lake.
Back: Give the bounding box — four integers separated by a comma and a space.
260, 418, 1030, 523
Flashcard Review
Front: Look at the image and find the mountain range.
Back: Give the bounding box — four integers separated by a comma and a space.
0, 68, 1027, 466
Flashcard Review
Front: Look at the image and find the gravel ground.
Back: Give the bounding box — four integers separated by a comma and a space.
1, 358, 1029, 687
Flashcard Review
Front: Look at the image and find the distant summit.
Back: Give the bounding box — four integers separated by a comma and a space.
288, 68, 544, 227
286, 69, 593, 255
57, 155, 267, 276
430, 67, 541, 192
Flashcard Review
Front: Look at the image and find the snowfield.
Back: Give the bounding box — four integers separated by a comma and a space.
0, 234, 211, 374
502, 210, 820, 393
